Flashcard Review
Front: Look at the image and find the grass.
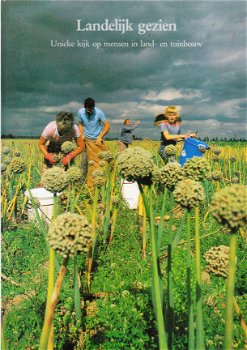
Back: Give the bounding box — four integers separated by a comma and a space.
2, 201, 247, 349
1, 139, 247, 349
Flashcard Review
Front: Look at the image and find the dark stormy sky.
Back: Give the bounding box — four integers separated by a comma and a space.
1, 0, 246, 139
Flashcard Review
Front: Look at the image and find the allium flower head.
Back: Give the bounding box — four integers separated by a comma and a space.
231, 177, 239, 184
205, 245, 230, 278
159, 162, 184, 191
53, 153, 62, 163
1, 164, 7, 173
164, 145, 177, 157
230, 156, 236, 163
111, 195, 120, 204
152, 165, 161, 184
3, 147, 10, 155
41, 167, 69, 193
92, 169, 105, 187
211, 170, 223, 181
61, 141, 76, 154
4, 157, 11, 165
210, 185, 247, 232
99, 160, 107, 167
198, 146, 207, 154
213, 148, 221, 155
47, 212, 92, 258
183, 157, 210, 181
117, 146, 155, 185
9, 157, 26, 174
212, 156, 220, 163
173, 179, 205, 209
66, 166, 82, 183
98, 151, 114, 162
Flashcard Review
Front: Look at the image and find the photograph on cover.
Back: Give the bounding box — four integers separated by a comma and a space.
1, 1, 247, 350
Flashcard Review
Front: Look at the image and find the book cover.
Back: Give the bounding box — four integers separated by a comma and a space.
2, 0, 246, 140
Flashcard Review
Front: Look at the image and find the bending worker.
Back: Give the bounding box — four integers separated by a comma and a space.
39, 111, 84, 169
78, 97, 111, 186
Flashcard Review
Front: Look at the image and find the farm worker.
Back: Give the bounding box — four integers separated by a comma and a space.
78, 97, 111, 186
157, 106, 196, 162
39, 111, 84, 169
118, 119, 140, 152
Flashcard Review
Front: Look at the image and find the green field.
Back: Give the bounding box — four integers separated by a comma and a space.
1, 139, 247, 350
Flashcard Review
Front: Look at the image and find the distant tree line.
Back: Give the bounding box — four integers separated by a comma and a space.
1, 134, 247, 142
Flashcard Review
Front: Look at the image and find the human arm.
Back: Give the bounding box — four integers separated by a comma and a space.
96, 120, 111, 145
38, 136, 57, 164
162, 130, 190, 141
78, 122, 85, 140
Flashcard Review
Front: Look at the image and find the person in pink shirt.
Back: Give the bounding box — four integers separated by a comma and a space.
39, 111, 84, 168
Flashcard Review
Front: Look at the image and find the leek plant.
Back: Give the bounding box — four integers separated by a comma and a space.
210, 184, 246, 350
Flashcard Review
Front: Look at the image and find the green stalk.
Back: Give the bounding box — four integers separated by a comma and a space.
195, 207, 205, 350
171, 212, 186, 251
39, 257, 68, 350
103, 167, 112, 243
73, 256, 82, 324
157, 188, 167, 254
139, 184, 168, 350
167, 192, 174, 349
186, 210, 195, 350
41, 193, 58, 349
1, 322, 7, 350
92, 186, 99, 255
223, 233, 237, 350
87, 186, 99, 288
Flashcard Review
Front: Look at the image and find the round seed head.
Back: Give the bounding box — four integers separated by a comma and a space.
117, 146, 155, 185
210, 184, 247, 232
159, 162, 184, 191
3, 147, 10, 155
15, 151, 21, 157
66, 166, 82, 183
4, 157, 11, 165
61, 141, 76, 154
98, 151, 114, 162
9, 157, 26, 174
151, 165, 161, 184
173, 179, 205, 209
163, 144, 177, 157
92, 169, 105, 187
231, 177, 239, 184
211, 170, 223, 181
183, 157, 211, 181
198, 146, 207, 154
213, 148, 221, 155
41, 167, 69, 193
99, 160, 107, 167
230, 156, 236, 163
111, 195, 120, 204
205, 245, 230, 278
53, 153, 62, 163
88, 160, 95, 166
212, 156, 220, 162
1, 164, 7, 173
47, 212, 92, 258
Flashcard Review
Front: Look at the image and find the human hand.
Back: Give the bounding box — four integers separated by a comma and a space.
190, 133, 197, 138
61, 151, 77, 166
135, 120, 141, 126
44, 153, 57, 165
95, 137, 103, 146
